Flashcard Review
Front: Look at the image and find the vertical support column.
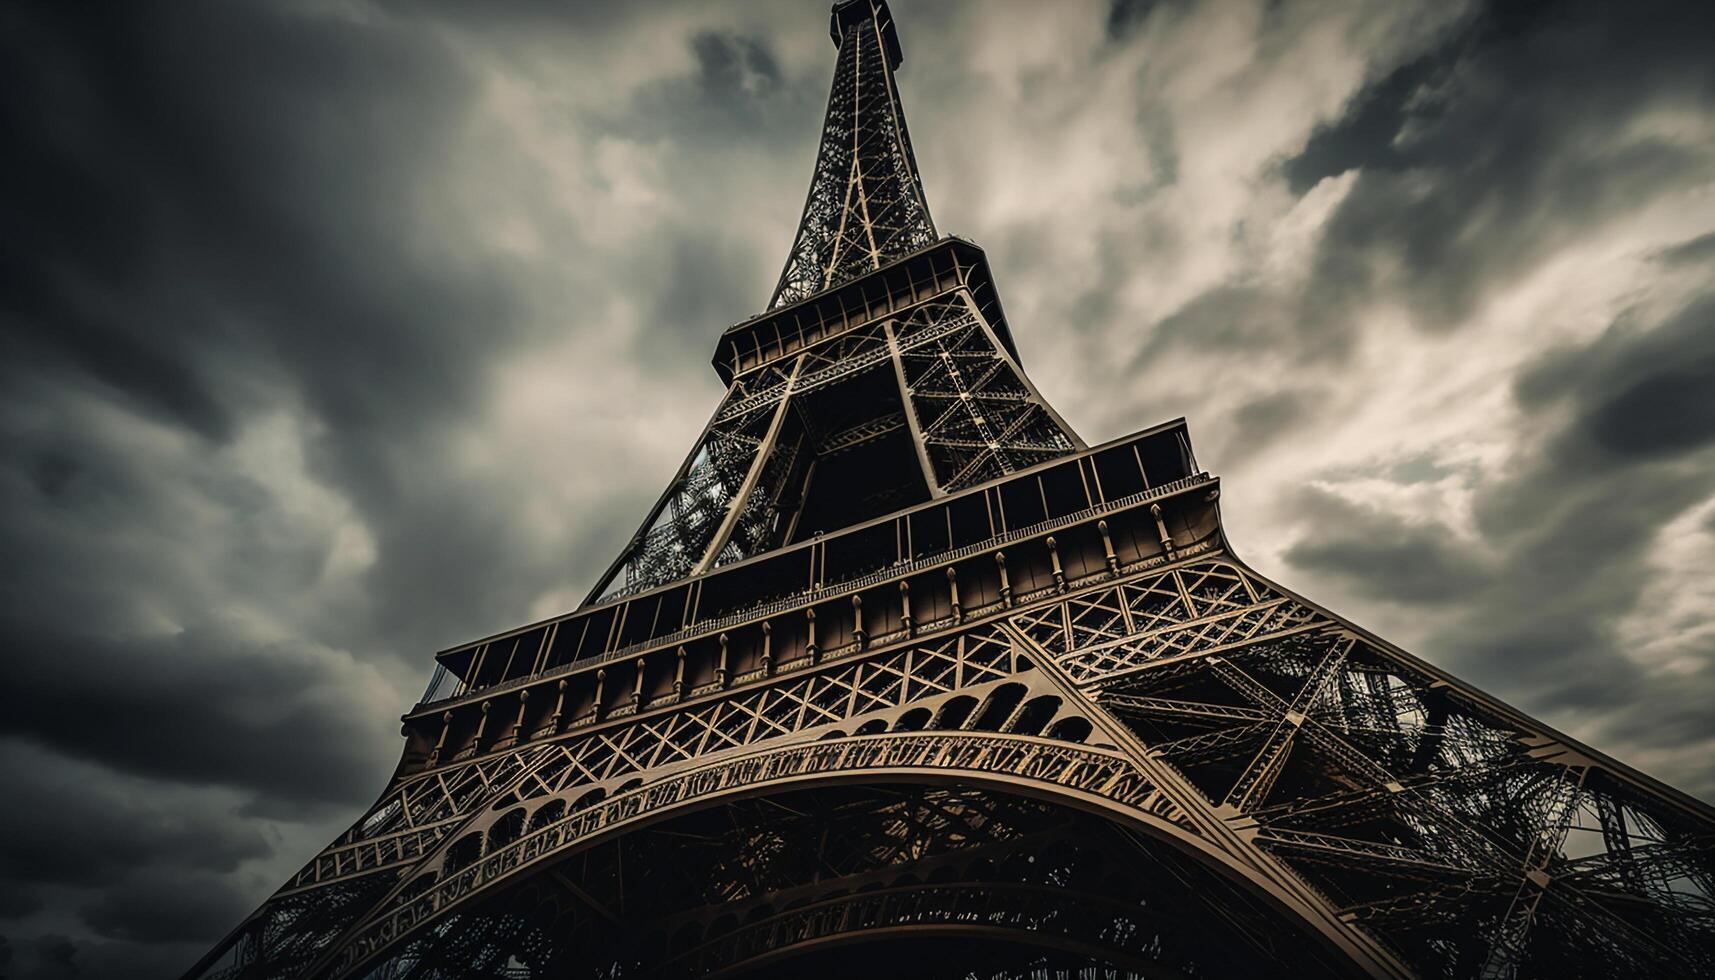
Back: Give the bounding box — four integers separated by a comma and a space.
695, 355, 805, 574
955, 288, 1086, 450
510, 691, 528, 744
1098, 519, 1120, 576
884, 318, 943, 495
428, 711, 451, 766
473, 701, 492, 753
947, 566, 963, 624
531, 623, 556, 675
584, 382, 758, 605
549, 679, 568, 733
465, 644, 489, 698
1151, 503, 1176, 559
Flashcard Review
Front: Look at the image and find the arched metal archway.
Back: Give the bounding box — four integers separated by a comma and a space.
334, 776, 1366, 979
315, 728, 1374, 978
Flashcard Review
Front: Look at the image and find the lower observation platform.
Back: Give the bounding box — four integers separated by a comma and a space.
400, 418, 1215, 772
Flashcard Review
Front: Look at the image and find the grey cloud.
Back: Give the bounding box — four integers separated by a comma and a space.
0, 619, 398, 807
1226, 389, 1319, 457
1657, 231, 1715, 267
1195, 0, 1715, 747
1131, 285, 1303, 364
1289, 0, 1715, 332
1514, 296, 1715, 461
0, 0, 578, 961
638, 224, 772, 367
1311, 454, 1461, 488
693, 30, 785, 94
0, 0, 592, 679
0, 932, 197, 980
0, 385, 402, 810
623, 31, 814, 147
0, 742, 309, 975
80, 871, 253, 945
1281, 41, 1454, 196
0, 1, 517, 441
1105, 0, 1166, 43
1284, 488, 1492, 605
1288, 291, 1715, 798
0, 745, 270, 889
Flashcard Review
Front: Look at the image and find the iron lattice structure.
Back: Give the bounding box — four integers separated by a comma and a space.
769, 0, 936, 310
189, 2, 1715, 978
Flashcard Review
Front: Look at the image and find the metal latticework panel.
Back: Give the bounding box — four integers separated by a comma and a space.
592, 378, 786, 601
592, 282, 1083, 601
892, 293, 1081, 491
770, 0, 936, 309
192, 541, 1715, 979
1015, 558, 1715, 979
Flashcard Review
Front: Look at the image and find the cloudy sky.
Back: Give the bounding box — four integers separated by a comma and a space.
2, 0, 1713, 974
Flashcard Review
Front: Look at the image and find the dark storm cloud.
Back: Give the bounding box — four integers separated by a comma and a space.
1105, 0, 1166, 43
0, 0, 823, 961
1131, 285, 1300, 364
4, 933, 196, 980
1285, 489, 1493, 605
692, 31, 785, 94
1226, 389, 1318, 457
0, 0, 595, 676
0, 371, 401, 807
1137, 0, 1715, 369
644, 225, 771, 360
102, 0, 744, 622
0, 619, 393, 805
0, 1, 515, 440
0, 745, 281, 977
1658, 231, 1715, 267
609, 29, 822, 361
1513, 294, 1715, 468
1288, 0, 1715, 334
1286, 292, 1715, 796
81, 871, 254, 946
0, 0, 558, 963
0, 746, 269, 890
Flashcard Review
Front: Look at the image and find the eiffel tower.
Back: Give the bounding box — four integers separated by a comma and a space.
188, 3, 1715, 978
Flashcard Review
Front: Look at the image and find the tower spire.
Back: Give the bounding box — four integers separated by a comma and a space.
770, 0, 936, 309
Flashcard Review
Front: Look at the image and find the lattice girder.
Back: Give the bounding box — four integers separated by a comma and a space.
328, 787, 1360, 979
893, 293, 1081, 491
1042, 563, 1715, 978
193, 544, 1715, 980
771, 0, 936, 308
594, 281, 1083, 598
